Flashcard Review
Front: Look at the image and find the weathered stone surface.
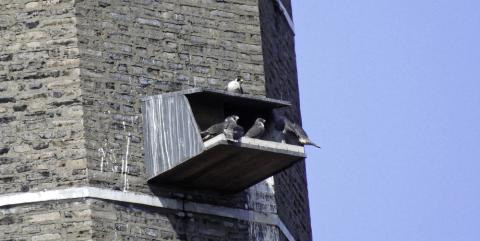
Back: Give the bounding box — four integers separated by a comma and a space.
32, 233, 61, 241
89, 199, 254, 241
0, 0, 87, 196
0, 0, 311, 240
0, 200, 92, 240
76, 0, 265, 209
29, 211, 61, 223
0, 147, 9, 155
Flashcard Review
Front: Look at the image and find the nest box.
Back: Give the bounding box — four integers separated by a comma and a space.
142, 88, 305, 193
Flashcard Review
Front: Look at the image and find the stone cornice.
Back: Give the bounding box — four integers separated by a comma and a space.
0, 187, 296, 241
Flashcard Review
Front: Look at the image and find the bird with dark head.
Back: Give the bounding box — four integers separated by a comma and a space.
223, 115, 244, 142
226, 76, 244, 94
201, 115, 240, 141
283, 119, 320, 148
245, 118, 266, 139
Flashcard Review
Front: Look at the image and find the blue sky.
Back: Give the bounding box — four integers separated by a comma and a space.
292, 1, 480, 241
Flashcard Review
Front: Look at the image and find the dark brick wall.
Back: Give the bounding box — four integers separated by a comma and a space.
0, 0, 87, 195
259, 1, 313, 241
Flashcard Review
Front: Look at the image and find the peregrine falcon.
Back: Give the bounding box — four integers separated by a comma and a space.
283, 119, 321, 148
200, 122, 224, 141
223, 115, 244, 142
245, 118, 266, 139
226, 77, 244, 94
201, 115, 238, 140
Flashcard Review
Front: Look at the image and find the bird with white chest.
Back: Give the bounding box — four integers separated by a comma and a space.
223, 115, 244, 142
200, 115, 244, 142
245, 118, 266, 139
201, 115, 236, 140
226, 76, 244, 94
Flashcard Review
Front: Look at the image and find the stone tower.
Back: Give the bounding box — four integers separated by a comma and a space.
0, 0, 312, 240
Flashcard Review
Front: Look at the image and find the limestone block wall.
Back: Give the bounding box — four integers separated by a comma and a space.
76, 0, 266, 206
0, 0, 312, 240
90, 199, 254, 241
0, 199, 92, 240
0, 0, 87, 195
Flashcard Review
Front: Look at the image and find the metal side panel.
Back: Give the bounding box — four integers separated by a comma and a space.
142, 94, 204, 178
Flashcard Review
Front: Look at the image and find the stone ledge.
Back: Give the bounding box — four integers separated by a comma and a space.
0, 187, 296, 241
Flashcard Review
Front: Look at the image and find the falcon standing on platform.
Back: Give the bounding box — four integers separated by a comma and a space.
201, 115, 238, 140
245, 118, 266, 139
223, 115, 244, 142
226, 77, 244, 94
